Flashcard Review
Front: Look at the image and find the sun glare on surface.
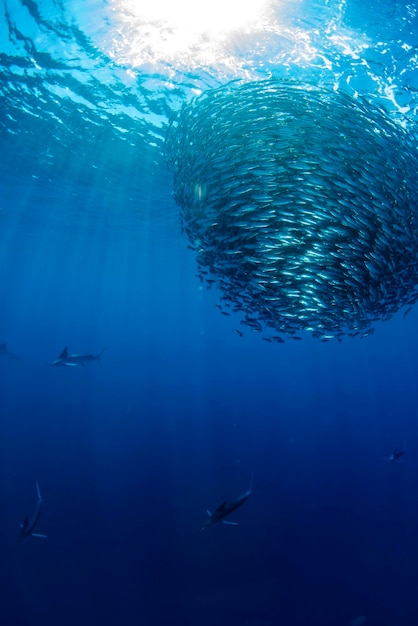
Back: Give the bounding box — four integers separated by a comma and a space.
108, 0, 272, 67
124, 0, 270, 34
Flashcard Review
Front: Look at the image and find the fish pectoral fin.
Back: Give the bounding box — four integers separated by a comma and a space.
222, 521, 239, 525
31, 533, 47, 538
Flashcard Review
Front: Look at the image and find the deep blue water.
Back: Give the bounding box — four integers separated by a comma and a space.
1, 1, 418, 625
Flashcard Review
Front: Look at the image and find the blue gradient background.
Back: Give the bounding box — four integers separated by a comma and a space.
1, 1, 418, 625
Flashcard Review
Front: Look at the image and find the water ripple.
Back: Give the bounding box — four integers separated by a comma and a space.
1, 0, 417, 193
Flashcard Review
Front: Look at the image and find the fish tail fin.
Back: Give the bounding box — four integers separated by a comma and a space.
96, 348, 106, 361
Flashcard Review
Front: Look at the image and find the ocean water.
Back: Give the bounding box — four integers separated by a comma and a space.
1, 1, 418, 625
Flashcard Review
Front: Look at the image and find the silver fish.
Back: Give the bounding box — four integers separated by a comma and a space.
166, 80, 418, 341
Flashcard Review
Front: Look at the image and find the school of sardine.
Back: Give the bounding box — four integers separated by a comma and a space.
166, 80, 418, 341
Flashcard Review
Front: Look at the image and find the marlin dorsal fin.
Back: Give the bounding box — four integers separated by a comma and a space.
59, 346, 69, 358
215, 500, 228, 514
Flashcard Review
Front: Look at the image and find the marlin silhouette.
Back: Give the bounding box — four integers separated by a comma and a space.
19, 481, 47, 541
52, 346, 106, 367
384, 447, 406, 463
201, 474, 253, 531
383, 440, 407, 463
0, 343, 22, 361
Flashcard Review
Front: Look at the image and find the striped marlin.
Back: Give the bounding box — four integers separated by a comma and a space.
19, 481, 47, 541
52, 346, 106, 367
201, 474, 253, 531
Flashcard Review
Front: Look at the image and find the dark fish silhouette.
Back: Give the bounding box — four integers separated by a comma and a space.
385, 448, 406, 463
19, 481, 47, 541
52, 346, 105, 367
0, 343, 22, 361
201, 475, 253, 531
